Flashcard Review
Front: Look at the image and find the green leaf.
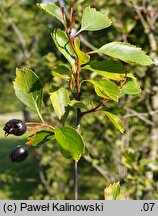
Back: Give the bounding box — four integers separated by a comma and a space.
60, 107, 70, 126
82, 96, 96, 107
37, 3, 63, 24
51, 29, 76, 71
52, 65, 70, 80
124, 18, 136, 33
78, 6, 111, 34
122, 149, 139, 169
88, 79, 120, 101
104, 182, 125, 200
52, 71, 68, 80
98, 42, 153, 65
13, 68, 43, 120
52, 65, 70, 75
74, 37, 90, 65
26, 130, 55, 147
140, 158, 154, 168
103, 111, 124, 133
54, 127, 85, 161
83, 60, 126, 80
50, 87, 70, 120
69, 100, 87, 109
121, 77, 141, 94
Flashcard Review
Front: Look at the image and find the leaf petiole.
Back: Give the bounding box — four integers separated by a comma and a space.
26, 122, 55, 130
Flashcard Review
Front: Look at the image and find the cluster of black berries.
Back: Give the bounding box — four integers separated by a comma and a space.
3, 119, 28, 162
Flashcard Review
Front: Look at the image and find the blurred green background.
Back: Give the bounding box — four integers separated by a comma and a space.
0, 0, 158, 200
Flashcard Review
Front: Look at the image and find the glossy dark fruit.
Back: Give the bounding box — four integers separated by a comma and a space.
9, 145, 28, 162
3, 119, 27, 136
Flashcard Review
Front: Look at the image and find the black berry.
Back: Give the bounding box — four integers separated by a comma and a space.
9, 145, 28, 162
3, 119, 27, 136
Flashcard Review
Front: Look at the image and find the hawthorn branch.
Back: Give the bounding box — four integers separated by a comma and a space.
124, 0, 157, 52
1, 5, 31, 66
10, 21, 30, 59
39, 165, 53, 195
124, 109, 158, 117
62, 7, 83, 200
124, 107, 155, 126
83, 155, 116, 182
79, 35, 98, 52
136, 9, 157, 52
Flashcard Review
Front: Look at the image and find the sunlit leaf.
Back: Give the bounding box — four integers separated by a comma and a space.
124, 18, 136, 33
50, 87, 70, 120
98, 42, 153, 65
74, 37, 90, 65
104, 182, 125, 200
69, 100, 87, 109
78, 6, 111, 34
121, 77, 141, 94
51, 29, 76, 71
26, 130, 55, 147
83, 60, 126, 80
37, 3, 63, 24
140, 158, 154, 168
55, 127, 85, 161
103, 111, 124, 133
13, 68, 43, 119
52, 65, 70, 80
122, 149, 140, 169
87, 79, 120, 101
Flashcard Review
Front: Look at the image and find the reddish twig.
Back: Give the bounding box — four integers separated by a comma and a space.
69, 77, 73, 92
62, 7, 69, 34
62, 6, 81, 98
118, 72, 128, 89
81, 99, 109, 116
26, 122, 55, 147
70, 6, 76, 34
26, 122, 55, 130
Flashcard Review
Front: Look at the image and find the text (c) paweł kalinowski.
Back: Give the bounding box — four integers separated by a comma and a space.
20, 202, 104, 212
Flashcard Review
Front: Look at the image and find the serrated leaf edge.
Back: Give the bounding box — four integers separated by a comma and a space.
98, 42, 153, 66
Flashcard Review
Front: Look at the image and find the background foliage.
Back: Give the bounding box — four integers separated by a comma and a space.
0, 0, 158, 200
